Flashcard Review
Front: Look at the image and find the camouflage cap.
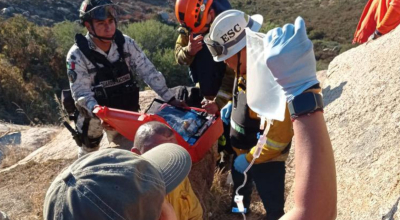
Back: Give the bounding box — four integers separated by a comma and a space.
43, 144, 191, 220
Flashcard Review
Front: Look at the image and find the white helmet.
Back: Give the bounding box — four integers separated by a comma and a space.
205, 9, 263, 62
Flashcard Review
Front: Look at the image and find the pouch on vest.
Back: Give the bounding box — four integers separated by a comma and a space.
95, 83, 140, 112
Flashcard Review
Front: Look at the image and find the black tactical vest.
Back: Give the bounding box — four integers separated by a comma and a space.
75, 30, 140, 111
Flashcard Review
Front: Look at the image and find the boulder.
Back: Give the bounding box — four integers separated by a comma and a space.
1, 7, 14, 15
159, 11, 169, 22
0, 126, 60, 168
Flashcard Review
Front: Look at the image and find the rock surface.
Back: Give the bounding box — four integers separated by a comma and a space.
0, 126, 60, 168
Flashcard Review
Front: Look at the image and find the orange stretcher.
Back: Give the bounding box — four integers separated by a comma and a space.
94, 104, 223, 163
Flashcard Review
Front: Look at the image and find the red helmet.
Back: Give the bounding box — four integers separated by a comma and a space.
175, 0, 214, 33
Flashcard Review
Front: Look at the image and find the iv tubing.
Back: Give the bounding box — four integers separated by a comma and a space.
234, 119, 272, 220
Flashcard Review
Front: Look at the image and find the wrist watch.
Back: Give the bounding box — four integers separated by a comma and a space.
288, 92, 324, 119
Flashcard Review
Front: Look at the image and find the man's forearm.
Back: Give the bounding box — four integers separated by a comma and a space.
281, 112, 337, 220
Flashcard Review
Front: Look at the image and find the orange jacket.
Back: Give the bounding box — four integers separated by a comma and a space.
353, 0, 400, 43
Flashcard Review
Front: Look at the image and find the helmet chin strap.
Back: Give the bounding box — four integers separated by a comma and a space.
89, 21, 116, 42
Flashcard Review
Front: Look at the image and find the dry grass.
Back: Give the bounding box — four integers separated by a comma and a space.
206, 168, 266, 220
0, 159, 74, 219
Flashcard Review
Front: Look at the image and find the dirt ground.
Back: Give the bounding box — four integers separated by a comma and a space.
0, 159, 74, 220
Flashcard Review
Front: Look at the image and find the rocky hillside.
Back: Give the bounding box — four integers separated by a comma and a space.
0, 0, 174, 25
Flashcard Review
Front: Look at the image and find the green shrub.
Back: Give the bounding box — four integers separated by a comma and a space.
0, 15, 67, 83
0, 58, 60, 124
52, 21, 85, 55
150, 48, 192, 87
0, 16, 67, 124
121, 20, 178, 55
121, 20, 191, 88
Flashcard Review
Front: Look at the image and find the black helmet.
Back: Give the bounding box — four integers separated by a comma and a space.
79, 0, 117, 23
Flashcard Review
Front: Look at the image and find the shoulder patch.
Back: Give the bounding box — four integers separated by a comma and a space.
67, 70, 77, 83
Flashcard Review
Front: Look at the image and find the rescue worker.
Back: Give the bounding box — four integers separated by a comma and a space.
353, 0, 400, 43
67, 0, 185, 157
175, 0, 233, 110
133, 121, 203, 220
174, 0, 235, 165
204, 10, 294, 220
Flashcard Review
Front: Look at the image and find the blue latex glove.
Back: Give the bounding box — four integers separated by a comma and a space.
264, 17, 319, 102
220, 102, 232, 125
233, 154, 250, 173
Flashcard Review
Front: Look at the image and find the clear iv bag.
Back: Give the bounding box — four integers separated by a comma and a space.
245, 28, 286, 122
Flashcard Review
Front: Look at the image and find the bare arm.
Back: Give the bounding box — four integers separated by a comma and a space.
280, 111, 337, 220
